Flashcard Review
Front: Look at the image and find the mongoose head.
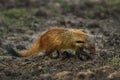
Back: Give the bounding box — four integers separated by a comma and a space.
73, 30, 96, 55
75, 38, 96, 55
83, 36, 96, 55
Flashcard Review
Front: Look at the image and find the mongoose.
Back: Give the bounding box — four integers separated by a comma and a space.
6, 27, 96, 59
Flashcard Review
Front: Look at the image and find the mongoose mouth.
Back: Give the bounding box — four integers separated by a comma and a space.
83, 47, 96, 55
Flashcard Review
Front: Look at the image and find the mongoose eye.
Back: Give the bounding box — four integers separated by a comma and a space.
75, 41, 85, 43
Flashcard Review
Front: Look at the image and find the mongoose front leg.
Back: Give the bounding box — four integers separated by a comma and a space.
76, 48, 92, 61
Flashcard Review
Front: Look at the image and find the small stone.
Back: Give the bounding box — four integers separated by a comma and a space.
53, 71, 73, 80
76, 71, 96, 80
108, 71, 120, 80
38, 66, 42, 71
40, 73, 52, 80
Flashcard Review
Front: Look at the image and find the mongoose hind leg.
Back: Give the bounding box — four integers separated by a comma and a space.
45, 48, 60, 59
49, 50, 60, 59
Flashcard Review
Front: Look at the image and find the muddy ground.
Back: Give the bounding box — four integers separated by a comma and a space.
0, 0, 120, 80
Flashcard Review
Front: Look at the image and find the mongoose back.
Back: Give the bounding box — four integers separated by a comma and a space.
6, 27, 96, 57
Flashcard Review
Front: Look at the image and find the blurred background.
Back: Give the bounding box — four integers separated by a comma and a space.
0, 0, 120, 30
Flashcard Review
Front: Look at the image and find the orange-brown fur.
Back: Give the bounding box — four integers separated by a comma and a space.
10, 27, 96, 57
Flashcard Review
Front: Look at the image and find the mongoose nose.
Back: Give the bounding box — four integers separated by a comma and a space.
86, 35, 96, 55
87, 35, 95, 46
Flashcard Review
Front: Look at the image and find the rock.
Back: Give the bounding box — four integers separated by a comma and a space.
76, 70, 96, 80
53, 71, 73, 80
40, 73, 52, 80
98, 66, 111, 72
108, 71, 120, 80
38, 66, 42, 71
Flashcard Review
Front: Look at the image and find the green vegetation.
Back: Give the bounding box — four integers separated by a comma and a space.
0, 8, 43, 29
0, 8, 30, 27
107, 0, 120, 4
62, 4, 75, 13
2, 8, 31, 19
56, 0, 64, 4
108, 56, 120, 66
101, 56, 120, 66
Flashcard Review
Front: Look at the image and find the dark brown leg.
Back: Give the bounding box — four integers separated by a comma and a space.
80, 50, 93, 60
76, 48, 92, 61
61, 51, 70, 60
76, 50, 85, 61
45, 49, 60, 59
